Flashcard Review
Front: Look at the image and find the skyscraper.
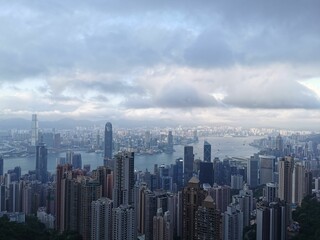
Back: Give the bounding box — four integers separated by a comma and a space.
256, 203, 270, 240
55, 164, 73, 231
232, 188, 252, 227
172, 158, 184, 191
247, 155, 259, 188
72, 153, 82, 169
104, 122, 113, 159
91, 198, 113, 240
278, 156, 294, 203
223, 204, 243, 240
79, 179, 102, 240
208, 184, 231, 213
167, 131, 173, 153
113, 151, 135, 208
259, 155, 275, 184
0, 156, 3, 176
183, 146, 194, 185
194, 195, 221, 240
8, 181, 20, 212
278, 156, 294, 228
31, 114, 38, 146
144, 190, 157, 240
203, 141, 211, 162
93, 166, 112, 198
35, 142, 48, 183
153, 208, 173, 240
182, 176, 206, 240
199, 161, 213, 186
275, 134, 284, 153
144, 130, 151, 148
137, 184, 148, 235
269, 201, 287, 240
112, 205, 136, 240
264, 182, 278, 203
292, 163, 308, 205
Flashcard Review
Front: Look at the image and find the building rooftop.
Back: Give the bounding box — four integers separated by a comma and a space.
188, 176, 200, 184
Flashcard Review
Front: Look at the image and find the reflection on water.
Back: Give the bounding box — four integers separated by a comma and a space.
4, 136, 261, 174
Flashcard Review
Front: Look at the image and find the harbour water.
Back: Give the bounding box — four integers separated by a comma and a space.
3, 136, 261, 174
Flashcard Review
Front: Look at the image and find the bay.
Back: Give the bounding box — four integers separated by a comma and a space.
3, 136, 260, 174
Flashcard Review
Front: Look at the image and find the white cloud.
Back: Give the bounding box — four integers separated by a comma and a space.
0, 1, 320, 129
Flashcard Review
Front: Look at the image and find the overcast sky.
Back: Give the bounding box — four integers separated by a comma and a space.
0, 0, 320, 129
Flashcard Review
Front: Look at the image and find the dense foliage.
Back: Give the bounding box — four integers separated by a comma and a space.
243, 224, 256, 240
292, 194, 320, 240
0, 215, 81, 240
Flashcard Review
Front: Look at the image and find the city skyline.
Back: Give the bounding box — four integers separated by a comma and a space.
0, 1, 320, 130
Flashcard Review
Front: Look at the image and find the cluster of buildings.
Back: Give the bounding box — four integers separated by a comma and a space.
0, 117, 320, 239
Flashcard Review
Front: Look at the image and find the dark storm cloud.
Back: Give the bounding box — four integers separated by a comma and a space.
184, 30, 235, 67
0, 0, 319, 81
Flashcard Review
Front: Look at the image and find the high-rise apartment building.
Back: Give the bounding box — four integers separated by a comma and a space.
208, 184, 231, 213
144, 190, 157, 240
269, 201, 287, 240
137, 183, 148, 235
223, 204, 243, 240
278, 156, 294, 203
104, 122, 113, 159
93, 166, 113, 198
183, 146, 194, 185
264, 182, 278, 203
292, 163, 312, 205
113, 151, 135, 208
256, 203, 270, 240
153, 208, 173, 240
232, 186, 253, 228
8, 181, 21, 212
35, 142, 48, 183
256, 200, 288, 240
55, 164, 73, 231
231, 174, 243, 190
112, 205, 136, 240
182, 176, 206, 240
91, 198, 113, 240
194, 195, 221, 240
79, 179, 102, 240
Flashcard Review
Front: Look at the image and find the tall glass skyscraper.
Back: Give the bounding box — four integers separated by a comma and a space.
104, 122, 113, 159
31, 114, 39, 146
184, 146, 194, 185
35, 142, 48, 183
203, 141, 211, 162
0, 156, 3, 176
